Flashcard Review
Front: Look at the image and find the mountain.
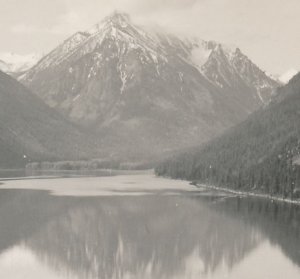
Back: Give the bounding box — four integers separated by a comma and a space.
0, 70, 99, 168
20, 12, 279, 160
156, 73, 300, 199
0, 53, 41, 75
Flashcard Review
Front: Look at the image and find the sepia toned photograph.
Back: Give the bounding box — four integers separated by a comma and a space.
0, 0, 299, 278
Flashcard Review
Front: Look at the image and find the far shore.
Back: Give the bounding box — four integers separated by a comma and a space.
1, 169, 299, 205
0, 168, 25, 171
193, 181, 300, 205
0, 168, 153, 181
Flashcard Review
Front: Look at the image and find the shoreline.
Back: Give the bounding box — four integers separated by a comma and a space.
0, 169, 153, 181
193, 182, 300, 205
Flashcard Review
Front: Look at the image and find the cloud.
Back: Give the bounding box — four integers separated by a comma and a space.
11, 24, 42, 34
10, 0, 201, 37
11, 11, 83, 36
50, 11, 85, 35
46, 0, 201, 39
1, 0, 299, 74
113, 0, 198, 14
64, 0, 198, 15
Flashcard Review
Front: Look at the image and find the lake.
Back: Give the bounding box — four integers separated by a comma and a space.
0, 174, 299, 279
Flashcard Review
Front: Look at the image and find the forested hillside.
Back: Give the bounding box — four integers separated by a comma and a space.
0, 70, 100, 168
156, 73, 300, 199
0, 139, 25, 168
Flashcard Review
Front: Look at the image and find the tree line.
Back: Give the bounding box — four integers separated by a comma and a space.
156, 73, 300, 200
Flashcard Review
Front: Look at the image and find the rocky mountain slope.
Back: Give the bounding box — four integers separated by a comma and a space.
0, 70, 99, 168
156, 73, 300, 199
20, 12, 279, 160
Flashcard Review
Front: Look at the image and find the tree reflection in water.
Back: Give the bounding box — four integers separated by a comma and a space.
0, 189, 299, 278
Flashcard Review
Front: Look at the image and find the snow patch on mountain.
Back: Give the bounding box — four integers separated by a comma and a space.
279, 69, 299, 84
0, 60, 9, 73
0, 52, 41, 73
190, 45, 212, 68
33, 32, 90, 73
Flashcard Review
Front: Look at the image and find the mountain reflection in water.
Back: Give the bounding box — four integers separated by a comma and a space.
0, 186, 299, 279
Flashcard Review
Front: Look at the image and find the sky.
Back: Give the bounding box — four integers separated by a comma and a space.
0, 0, 299, 75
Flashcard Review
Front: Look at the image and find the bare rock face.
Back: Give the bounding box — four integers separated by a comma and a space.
20, 12, 279, 160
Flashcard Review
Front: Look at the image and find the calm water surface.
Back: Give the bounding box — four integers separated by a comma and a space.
0, 174, 299, 279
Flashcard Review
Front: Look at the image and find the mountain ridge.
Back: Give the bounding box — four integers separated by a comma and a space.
19, 12, 279, 160
0, 53, 41, 76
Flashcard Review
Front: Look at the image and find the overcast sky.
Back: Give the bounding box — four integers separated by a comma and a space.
0, 0, 299, 75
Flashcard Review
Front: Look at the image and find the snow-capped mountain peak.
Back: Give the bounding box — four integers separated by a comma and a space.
0, 52, 41, 74
25, 12, 165, 77
0, 59, 10, 73
279, 69, 299, 84
21, 11, 279, 107
88, 12, 131, 34
19, 12, 280, 160
196, 43, 278, 104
